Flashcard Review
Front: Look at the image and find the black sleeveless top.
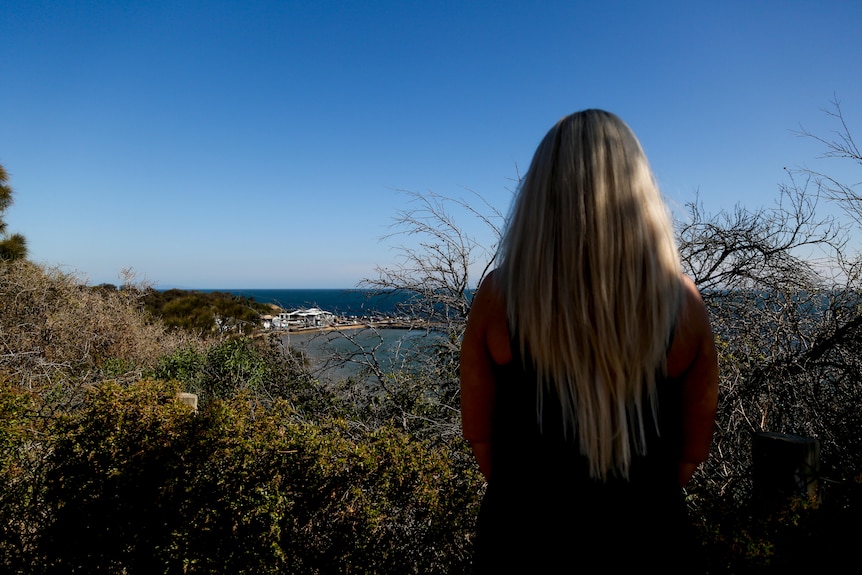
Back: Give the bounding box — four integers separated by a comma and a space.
471, 344, 700, 574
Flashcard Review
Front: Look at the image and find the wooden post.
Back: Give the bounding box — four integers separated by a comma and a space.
178, 392, 198, 412
752, 431, 820, 509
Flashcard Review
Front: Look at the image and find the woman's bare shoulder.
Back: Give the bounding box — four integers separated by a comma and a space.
667, 275, 714, 378
469, 270, 504, 318
466, 269, 512, 366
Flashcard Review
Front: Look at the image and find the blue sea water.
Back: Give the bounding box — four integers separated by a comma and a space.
282, 327, 443, 382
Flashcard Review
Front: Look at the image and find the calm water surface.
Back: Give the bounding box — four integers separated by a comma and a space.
282, 327, 444, 382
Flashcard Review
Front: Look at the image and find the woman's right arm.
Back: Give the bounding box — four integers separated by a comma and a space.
460, 271, 511, 481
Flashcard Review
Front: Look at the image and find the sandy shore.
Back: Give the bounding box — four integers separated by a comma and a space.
277, 319, 437, 334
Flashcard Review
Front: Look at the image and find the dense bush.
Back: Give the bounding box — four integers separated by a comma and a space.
0, 375, 44, 570
0, 260, 192, 392
4, 380, 481, 574
690, 476, 862, 573
152, 336, 320, 409
142, 288, 272, 335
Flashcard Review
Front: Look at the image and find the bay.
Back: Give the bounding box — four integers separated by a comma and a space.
281, 327, 444, 382
193, 288, 452, 382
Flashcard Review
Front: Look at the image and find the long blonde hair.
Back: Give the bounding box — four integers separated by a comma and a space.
497, 109, 682, 480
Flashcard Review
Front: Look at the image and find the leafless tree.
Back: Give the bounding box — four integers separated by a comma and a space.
361, 189, 504, 323
794, 96, 862, 227
290, 189, 505, 441
679, 102, 862, 508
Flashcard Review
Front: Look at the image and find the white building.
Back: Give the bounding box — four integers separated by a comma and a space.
270, 307, 336, 329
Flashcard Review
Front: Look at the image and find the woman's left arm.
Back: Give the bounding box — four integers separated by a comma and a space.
668, 276, 720, 487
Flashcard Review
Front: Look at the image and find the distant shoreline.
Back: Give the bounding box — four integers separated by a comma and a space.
273, 319, 445, 334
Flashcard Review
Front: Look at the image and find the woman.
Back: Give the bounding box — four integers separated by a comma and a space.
460, 110, 719, 573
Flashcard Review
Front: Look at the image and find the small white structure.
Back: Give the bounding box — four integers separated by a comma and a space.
270, 307, 336, 329
178, 392, 198, 412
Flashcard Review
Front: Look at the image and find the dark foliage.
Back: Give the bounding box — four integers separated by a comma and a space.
5, 380, 481, 575
0, 163, 27, 262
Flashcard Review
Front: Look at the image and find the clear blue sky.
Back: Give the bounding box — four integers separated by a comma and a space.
2, 0, 860, 288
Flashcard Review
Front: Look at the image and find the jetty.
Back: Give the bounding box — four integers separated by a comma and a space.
260, 307, 437, 333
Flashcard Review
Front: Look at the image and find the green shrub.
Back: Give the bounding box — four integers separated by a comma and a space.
142, 288, 270, 335
24, 380, 481, 574
690, 475, 862, 574
0, 378, 43, 570
152, 336, 322, 410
